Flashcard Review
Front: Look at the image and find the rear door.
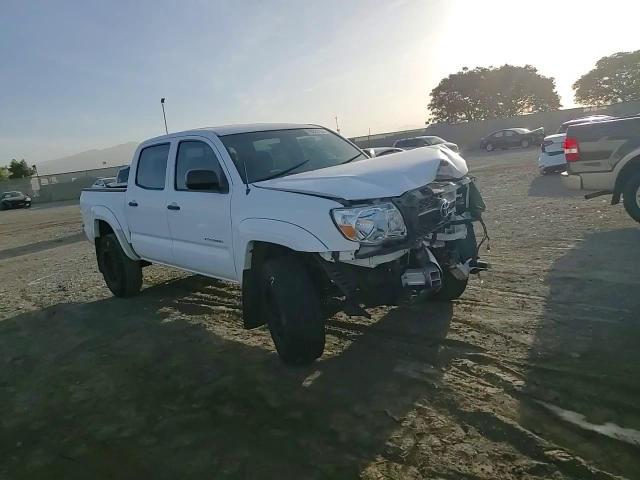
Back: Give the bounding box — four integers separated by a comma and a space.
503, 130, 518, 147
125, 143, 174, 264
166, 137, 236, 281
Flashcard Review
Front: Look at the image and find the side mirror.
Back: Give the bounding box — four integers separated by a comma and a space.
185, 169, 223, 191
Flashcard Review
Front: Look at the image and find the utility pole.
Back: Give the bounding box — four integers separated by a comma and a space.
368, 128, 371, 147
161, 98, 168, 134
334, 115, 340, 135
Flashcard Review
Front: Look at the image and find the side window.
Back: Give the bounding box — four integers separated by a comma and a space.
504, 130, 515, 137
136, 144, 170, 190
175, 140, 226, 191
492, 131, 504, 138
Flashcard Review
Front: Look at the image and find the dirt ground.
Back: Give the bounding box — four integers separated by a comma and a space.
1, 149, 639, 480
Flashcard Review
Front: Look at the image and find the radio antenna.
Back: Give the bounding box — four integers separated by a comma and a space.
242, 155, 251, 195
160, 98, 168, 134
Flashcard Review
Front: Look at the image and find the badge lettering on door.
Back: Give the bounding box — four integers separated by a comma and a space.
204, 237, 223, 244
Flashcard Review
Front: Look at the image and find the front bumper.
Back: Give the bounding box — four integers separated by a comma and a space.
538, 152, 566, 169
8, 201, 30, 208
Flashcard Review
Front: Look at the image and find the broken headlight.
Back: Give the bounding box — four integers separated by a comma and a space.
331, 202, 407, 245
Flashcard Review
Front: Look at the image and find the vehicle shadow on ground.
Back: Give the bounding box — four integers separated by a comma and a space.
0, 275, 455, 479
527, 174, 583, 198
30, 199, 80, 210
521, 228, 640, 479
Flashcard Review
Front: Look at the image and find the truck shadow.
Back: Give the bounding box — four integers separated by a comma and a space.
527, 174, 583, 198
0, 275, 456, 479
521, 228, 640, 479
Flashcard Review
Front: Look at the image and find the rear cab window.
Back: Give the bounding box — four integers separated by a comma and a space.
135, 144, 170, 190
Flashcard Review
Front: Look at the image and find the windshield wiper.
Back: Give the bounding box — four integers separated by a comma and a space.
258, 158, 310, 182
340, 153, 365, 164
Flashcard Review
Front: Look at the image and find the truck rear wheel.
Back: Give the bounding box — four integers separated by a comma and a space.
622, 172, 640, 223
97, 233, 142, 297
262, 256, 325, 365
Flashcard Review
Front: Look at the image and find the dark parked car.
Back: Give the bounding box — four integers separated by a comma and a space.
393, 136, 459, 152
480, 127, 545, 151
0, 191, 32, 210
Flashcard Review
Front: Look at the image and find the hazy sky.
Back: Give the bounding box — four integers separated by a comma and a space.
1, 0, 639, 164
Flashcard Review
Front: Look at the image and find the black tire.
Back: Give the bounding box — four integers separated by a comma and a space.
262, 256, 325, 365
431, 225, 477, 301
431, 270, 468, 301
96, 233, 142, 297
485, 143, 494, 152
521, 138, 530, 148
622, 172, 640, 223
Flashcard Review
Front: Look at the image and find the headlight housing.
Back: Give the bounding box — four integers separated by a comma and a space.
331, 202, 406, 245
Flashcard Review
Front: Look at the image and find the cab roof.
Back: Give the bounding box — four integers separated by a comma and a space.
144, 123, 320, 144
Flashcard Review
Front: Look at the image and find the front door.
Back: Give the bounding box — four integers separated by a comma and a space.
166, 138, 236, 281
126, 143, 174, 264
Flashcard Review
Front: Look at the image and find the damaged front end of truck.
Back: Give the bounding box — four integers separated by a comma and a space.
317, 166, 489, 314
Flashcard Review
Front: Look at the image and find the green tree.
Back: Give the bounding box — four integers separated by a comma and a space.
0, 166, 9, 181
573, 50, 640, 106
8, 159, 36, 179
428, 65, 561, 124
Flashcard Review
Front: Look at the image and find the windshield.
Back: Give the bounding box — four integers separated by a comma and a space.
2, 191, 22, 198
395, 138, 423, 148
220, 128, 365, 183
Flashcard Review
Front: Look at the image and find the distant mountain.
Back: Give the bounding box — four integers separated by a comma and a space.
35, 142, 139, 175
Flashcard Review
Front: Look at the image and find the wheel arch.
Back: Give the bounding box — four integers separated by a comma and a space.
235, 218, 329, 280
91, 207, 139, 260
612, 152, 640, 204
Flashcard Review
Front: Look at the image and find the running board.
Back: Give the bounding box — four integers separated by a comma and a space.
584, 190, 612, 200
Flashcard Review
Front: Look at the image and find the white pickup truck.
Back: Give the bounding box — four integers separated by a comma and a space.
80, 123, 489, 364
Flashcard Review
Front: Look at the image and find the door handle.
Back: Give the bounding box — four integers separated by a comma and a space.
128, 201, 138, 207
167, 204, 180, 211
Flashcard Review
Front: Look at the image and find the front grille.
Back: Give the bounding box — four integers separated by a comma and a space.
394, 182, 460, 239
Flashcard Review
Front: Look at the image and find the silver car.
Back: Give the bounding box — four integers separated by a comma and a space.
393, 136, 459, 152
362, 147, 404, 158
91, 177, 116, 188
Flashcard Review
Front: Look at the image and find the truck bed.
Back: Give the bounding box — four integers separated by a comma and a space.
79, 187, 128, 240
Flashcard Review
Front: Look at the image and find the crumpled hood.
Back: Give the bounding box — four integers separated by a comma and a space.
254, 146, 468, 201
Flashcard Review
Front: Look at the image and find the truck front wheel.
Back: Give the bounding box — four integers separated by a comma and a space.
262, 256, 325, 365
432, 271, 468, 301
622, 172, 640, 223
97, 233, 142, 297
431, 224, 477, 301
